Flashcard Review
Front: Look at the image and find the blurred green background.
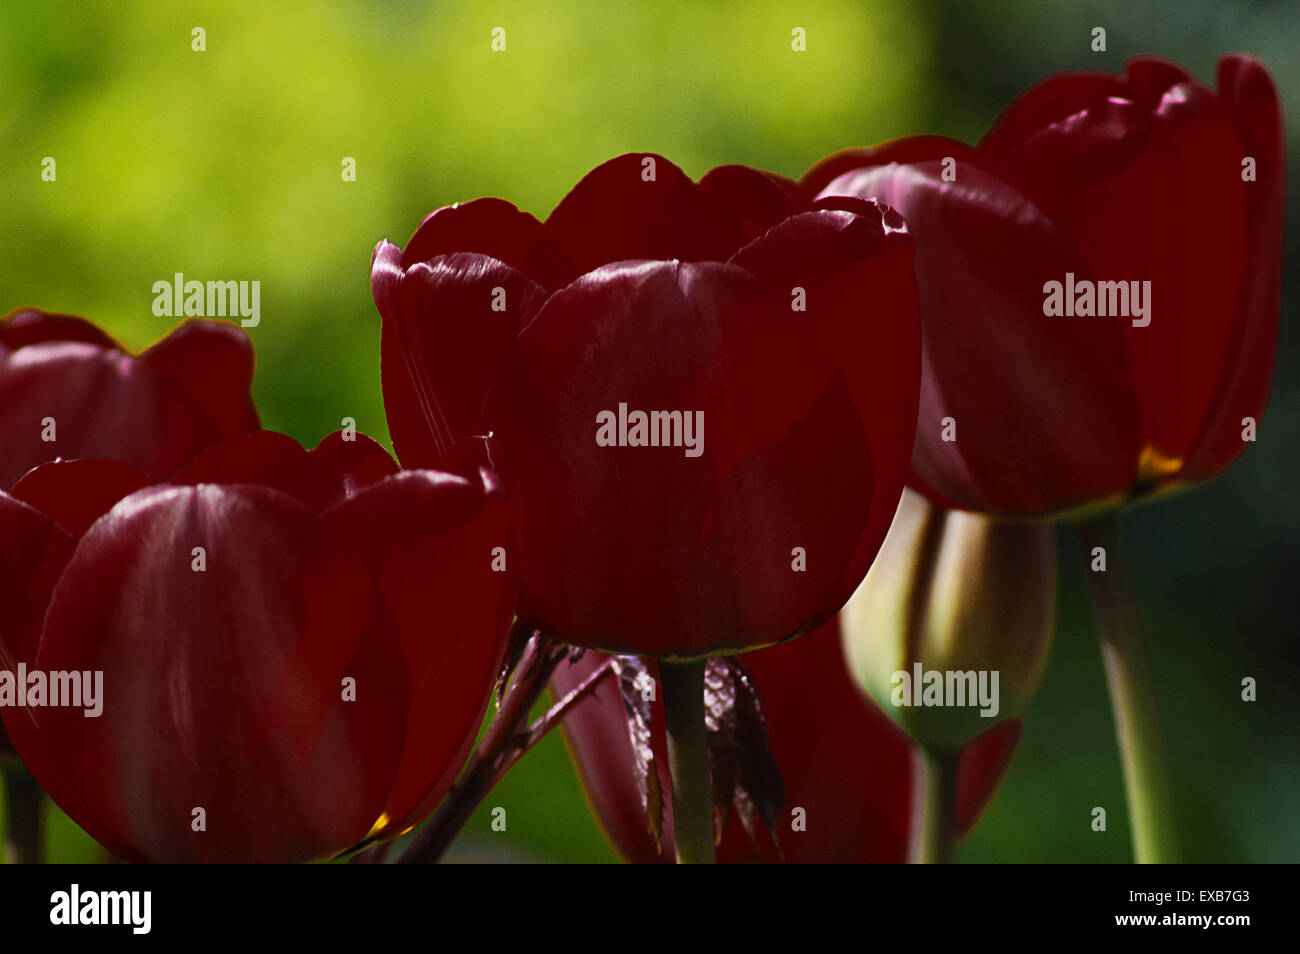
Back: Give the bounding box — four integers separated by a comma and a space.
1, 0, 1296, 862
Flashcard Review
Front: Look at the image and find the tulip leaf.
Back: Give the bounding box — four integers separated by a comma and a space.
610, 656, 663, 852
704, 656, 785, 855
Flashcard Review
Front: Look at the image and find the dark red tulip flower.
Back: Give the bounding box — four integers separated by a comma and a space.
0, 310, 258, 757
552, 618, 1020, 863
1, 309, 259, 490
803, 55, 1283, 517
373, 153, 921, 656
0, 430, 515, 863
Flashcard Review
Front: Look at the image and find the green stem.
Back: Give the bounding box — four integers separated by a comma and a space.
913, 748, 957, 864
1077, 513, 1181, 863
660, 659, 715, 864
2, 764, 42, 864
397, 632, 563, 864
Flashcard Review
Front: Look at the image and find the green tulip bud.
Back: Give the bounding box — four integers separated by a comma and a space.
842, 490, 1055, 753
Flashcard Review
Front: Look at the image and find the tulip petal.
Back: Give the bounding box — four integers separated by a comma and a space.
174, 429, 400, 514
978, 70, 1131, 163
821, 146, 1139, 514
323, 469, 515, 837
370, 239, 404, 325
1077, 83, 1247, 466
30, 485, 396, 862
0, 492, 145, 860
801, 136, 984, 201
507, 260, 875, 655
10, 459, 152, 539
1123, 56, 1196, 107
140, 319, 259, 446
555, 652, 672, 863
174, 430, 324, 507
1184, 55, 1285, 478
981, 63, 1248, 466
544, 153, 718, 273
306, 430, 401, 505
322, 469, 486, 548
720, 625, 913, 862
954, 718, 1022, 835
402, 197, 576, 291
0, 492, 74, 675
382, 253, 547, 468
0, 324, 255, 490
697, 163, 802, 258
373, 240, 439, 467
0, 308, 119, 350
730, 205, 921, 620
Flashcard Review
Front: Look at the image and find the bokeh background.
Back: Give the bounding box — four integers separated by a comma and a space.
1, 0, 1295, 862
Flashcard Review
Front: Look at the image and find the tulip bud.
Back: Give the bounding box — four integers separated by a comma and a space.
842, 490, 1055, 753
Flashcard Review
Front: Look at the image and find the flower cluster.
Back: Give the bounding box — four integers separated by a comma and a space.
0, 53, 1282, 864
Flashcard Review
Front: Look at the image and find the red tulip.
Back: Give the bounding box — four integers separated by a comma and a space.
0, 310, 259, 757
804, 55, 1284, 517
373, 153, 922, 656
1, 310, 259, 490
0, 430, 515, 862
552, 619, 1020, 863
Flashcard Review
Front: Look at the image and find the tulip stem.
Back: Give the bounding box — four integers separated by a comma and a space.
914, 748, 957, 864
397, 631, 561, 863
660, 658, 715, 864
2, 764, 42, 864
394, 632, 614, 864
1077, 513, 1181, 863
